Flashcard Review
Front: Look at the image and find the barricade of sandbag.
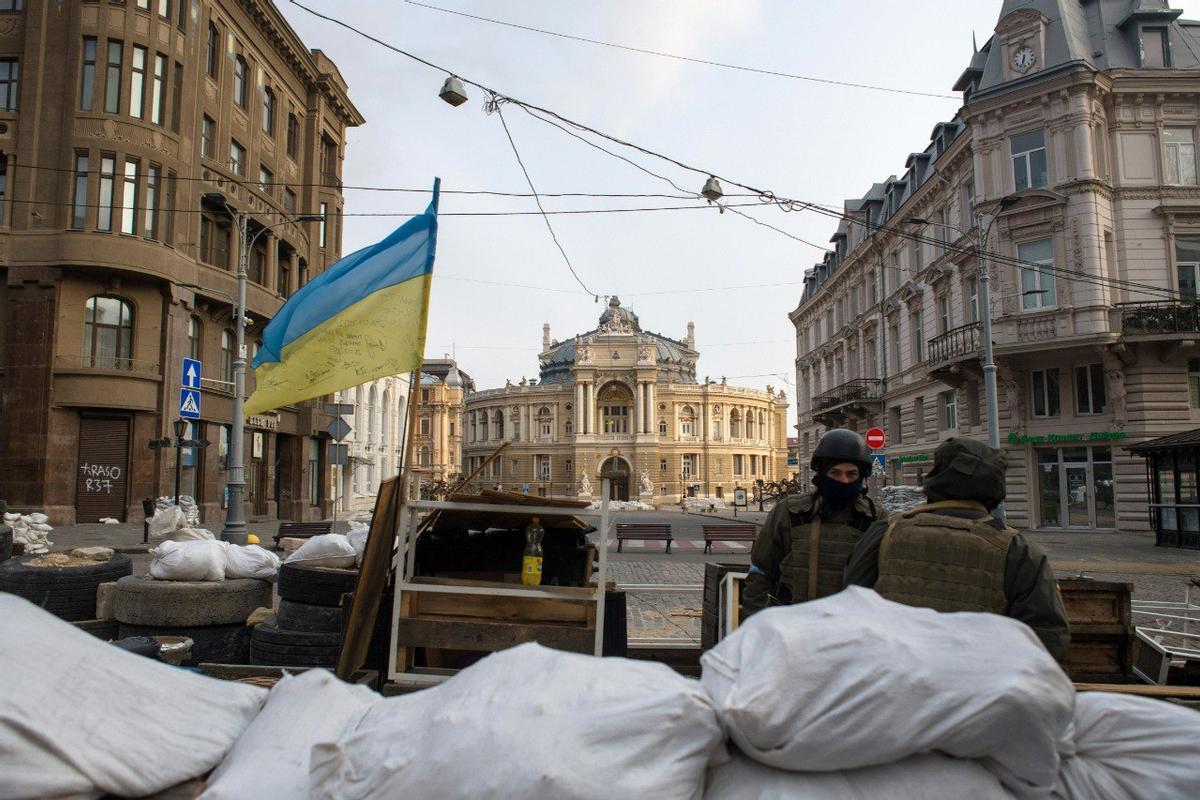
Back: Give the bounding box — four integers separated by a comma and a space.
1054, 692, 1200, 800
701, 587, 1076, 798
156, 495, 201, 526
881, 484, 926, 513
149, 540, 280, 582
0, 594, 266, 799
309, 642, 726, 800
4, 510, 53, 554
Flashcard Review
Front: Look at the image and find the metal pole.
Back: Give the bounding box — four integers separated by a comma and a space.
174, 428, 183, 507
977, 216, 1001, 451
222, 211, 249, 544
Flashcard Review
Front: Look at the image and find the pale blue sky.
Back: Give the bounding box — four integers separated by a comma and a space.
278, 0, 1200, 429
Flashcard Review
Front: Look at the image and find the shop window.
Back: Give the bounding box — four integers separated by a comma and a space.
83, 295, 133, 369
1074, 364, 1107, 415
1031, 368, 1060, 417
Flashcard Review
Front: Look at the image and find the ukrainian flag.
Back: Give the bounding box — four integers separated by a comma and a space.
244, 179, 440, 416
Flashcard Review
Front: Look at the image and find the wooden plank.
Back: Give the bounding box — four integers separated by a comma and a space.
413, 591, 591, 624
394, 616, 595, 653
409, 575, 596, 599
1074, 683, 1200, 699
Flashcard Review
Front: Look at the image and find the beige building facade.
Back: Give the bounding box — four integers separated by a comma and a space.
0, 0, 361, 523
462, 299, 788, 503
792, 0, 1200, 535
412, 358, 470, 487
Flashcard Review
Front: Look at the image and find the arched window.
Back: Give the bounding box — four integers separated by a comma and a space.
492, 410, 504, 440
565, 419, 573, 436
758, 411, 766, 440
680, 405, 695, 436
84, 295, 134, 369
381, 389, 392, 445
262, 86, 275, 136
220, 329, 234, 382
658, 419, 667, 435
233, 56, 247, 108
187, 314, 202, 361
469, 411, 477, 443
730, 409, 742, 439
747, 412, 756, 439
396, 395, 406, 437
367, 386, 377, 440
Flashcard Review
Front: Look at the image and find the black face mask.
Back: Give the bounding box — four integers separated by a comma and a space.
815, 475, 863, 508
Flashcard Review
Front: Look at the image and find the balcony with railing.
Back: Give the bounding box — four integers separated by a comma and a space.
1119, 301, 1200, 336
810, 378, 882, 426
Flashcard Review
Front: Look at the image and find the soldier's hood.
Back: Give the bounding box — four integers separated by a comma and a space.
922, 437, 1007, 510
787, 492, 874, 518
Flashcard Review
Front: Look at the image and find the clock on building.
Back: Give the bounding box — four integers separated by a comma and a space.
1012, 45, 1036, 72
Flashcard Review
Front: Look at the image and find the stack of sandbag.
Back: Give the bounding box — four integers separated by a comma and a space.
284, 533, 357, 569
6, 511, 53, 554
0, 593, 266, 799
1054, 692, 1200, 799
309, 642, 726, 799
149, 540, 280, 581
881, 484, 926, 513
346, 521, 369, 567
701, 587, 1075, 799
156, 495, 200, 526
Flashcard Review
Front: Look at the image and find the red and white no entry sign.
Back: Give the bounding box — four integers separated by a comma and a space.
865, 427, 886, 449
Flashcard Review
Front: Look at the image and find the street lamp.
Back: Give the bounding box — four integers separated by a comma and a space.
902, 193, 1020, 456
202, 192, 324, 544
172, 418, 187, 507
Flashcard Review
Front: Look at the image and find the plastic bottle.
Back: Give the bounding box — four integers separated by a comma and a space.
522, 516, 545, 586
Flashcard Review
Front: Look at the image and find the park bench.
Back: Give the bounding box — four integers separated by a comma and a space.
615, 523, 674, 554
701, 523, 759, 554
271, 520, 333, 549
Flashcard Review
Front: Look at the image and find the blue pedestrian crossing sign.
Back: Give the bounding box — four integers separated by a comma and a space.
181, 358, 202, 389
870, 453, 887, 476
179, 387, 202, 419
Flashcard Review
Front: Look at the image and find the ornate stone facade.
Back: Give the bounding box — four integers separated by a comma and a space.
462, 298, 788, 503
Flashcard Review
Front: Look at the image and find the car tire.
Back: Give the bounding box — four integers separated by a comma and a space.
113, 575, 273, 626
277, 563, 357, 607
117, 622, 249, 665
252, 622, 342, 648
0, 554, 132, 621
276, 599, 344, 633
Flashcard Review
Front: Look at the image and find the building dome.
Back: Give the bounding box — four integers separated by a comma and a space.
597, 296, 640, 333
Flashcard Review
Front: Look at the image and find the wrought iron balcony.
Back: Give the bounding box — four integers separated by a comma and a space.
927, 322, 981, 364
1119, 301, 1200, 335
812, 378, 883, 412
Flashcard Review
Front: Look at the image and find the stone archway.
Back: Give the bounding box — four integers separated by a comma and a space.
600, 455, 631, 501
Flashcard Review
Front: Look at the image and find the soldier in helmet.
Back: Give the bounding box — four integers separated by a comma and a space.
844, 437, 1069, 662
742, 429, 883, 618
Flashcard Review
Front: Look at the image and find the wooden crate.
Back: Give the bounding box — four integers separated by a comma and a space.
1058, 578, 1133, 683
393, 576, 598, 676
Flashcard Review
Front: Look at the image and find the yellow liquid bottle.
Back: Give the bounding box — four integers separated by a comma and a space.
522, 516, 545, 586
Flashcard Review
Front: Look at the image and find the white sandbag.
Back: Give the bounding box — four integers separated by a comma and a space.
285, 533, 356, 569
0, 594, 265, 800
201, 670, 377, 800
1054, 692, 1200, 800
701, 587, 1074, 798
224, 544, 281, 581
165, 526, 217, 542
705, 751, 1014, 800
347, 522, 369, 566
149, 539, 228, 581
310, 642, 725, 800
147, 504, 188, 542
26, 512, 48, 524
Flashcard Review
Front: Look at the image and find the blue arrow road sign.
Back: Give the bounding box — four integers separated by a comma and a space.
179, 387, 202, 419
182, 358, 202, 389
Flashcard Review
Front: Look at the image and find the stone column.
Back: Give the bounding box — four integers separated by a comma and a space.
264, 232, 279, 293
288, 251, 300, 296
226, 223, 239, 273
575, 382, 584, 432
647, 382, 655, 433
524, 404, 531, 442
633, 382, 641, 434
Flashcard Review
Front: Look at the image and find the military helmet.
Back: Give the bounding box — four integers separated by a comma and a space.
811, 429, 871, 473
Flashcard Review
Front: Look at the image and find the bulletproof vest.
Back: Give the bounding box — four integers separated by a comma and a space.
875, 500, 1015, 614
778, 493, 876, 604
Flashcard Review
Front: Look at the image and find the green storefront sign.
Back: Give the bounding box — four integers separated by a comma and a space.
1006, 430, 1127, 446
895, 453, 933, 465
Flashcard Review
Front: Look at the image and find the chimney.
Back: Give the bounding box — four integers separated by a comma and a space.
543, 323, 551, 351
685, 321, 695, 349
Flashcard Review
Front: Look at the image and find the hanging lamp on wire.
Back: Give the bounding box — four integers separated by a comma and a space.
701, 176, 724, 203
439, 75, 469, 107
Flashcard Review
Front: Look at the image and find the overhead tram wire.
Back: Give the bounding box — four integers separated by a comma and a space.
288, 2, 1187, 303
403, 0, 961, 101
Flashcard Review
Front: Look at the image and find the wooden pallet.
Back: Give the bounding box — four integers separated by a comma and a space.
1058, 578, 1133, 683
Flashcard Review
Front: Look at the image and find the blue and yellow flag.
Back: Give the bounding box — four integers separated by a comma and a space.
244, 179, 440, 416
